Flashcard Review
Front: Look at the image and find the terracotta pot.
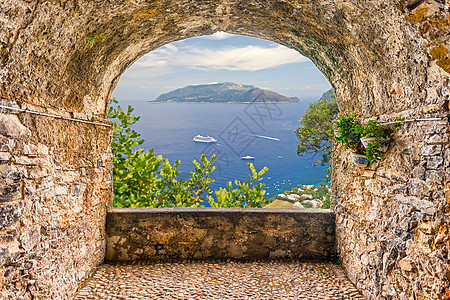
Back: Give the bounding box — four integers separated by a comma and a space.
349, 153, 369, 167
360, 136, 376, 148
361, 136, 390, 152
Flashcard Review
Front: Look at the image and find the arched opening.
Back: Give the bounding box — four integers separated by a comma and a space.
109, 32, 333, 208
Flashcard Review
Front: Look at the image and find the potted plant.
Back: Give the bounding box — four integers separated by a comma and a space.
334, 115, 403, 166
359, 120, 385, 145
334, 114, 369, 167
334, 114, 361, 143
358, 119, 399, 163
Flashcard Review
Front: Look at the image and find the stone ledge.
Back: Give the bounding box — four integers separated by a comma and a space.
106, 208, 336, 262
109, 207, 332, 214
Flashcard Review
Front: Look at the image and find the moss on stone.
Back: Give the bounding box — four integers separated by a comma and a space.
405, 4, 429, 24
419, 16, 450, 35
436, 57, 450, 74
430, 44, 448, 60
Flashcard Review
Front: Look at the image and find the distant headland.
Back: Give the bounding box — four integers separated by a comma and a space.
149, 82, 300, 103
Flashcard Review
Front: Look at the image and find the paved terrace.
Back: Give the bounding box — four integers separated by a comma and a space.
75, 260, 363, 299
75, 209, 363, 299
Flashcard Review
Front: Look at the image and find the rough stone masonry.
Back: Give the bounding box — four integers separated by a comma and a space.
0, 0, 449, 299
105, 208, 336, 262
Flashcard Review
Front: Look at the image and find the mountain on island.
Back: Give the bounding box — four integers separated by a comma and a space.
151, 82, 299, 103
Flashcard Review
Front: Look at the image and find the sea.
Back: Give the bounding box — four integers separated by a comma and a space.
118, 100, 328, 202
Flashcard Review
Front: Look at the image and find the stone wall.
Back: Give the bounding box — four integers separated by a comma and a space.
333, 105, 450, 300
0, 101, 112, 299
332, 1, 450, 299
106, 208, 336, 262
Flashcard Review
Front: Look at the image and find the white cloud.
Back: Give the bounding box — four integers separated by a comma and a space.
201, 31, 233, 40
136, 44, 308, 72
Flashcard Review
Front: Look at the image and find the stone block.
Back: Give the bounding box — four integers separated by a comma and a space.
427, 134, 449, 144
0, 114, 30, 137
0, 152, 10, 162
425, 170, 444, 184
405, 4, 429, 24
0, 201, 25, 230
72, 183, 87, 198
3, 170, 26, 180
20, 225, 41, 253
14, 156, 40, 166
0, 226, 19, 242
412, 165, 425, 180
0, 247, 11, 265
421, 144, 441, 156
408, 178, 430, 197
0, 139, 15, 152
36, 143, 49, 156
0, 180, 21, 203
426, 156, 443, 169
362, 170, 375, 178
360, 253, 369, 265
55, 185, 69, 195
430, 44, 448, 60
445, 183, 450, 205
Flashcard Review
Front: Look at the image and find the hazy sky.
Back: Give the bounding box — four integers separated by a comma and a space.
112, 32, 331, 103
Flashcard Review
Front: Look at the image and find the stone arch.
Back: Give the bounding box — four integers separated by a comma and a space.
0, 1, 449, 299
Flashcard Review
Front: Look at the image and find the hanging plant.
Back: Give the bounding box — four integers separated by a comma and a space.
358, 117, 403, 163
334, 114, 368, 167
334, 114, 363, 152
334, 115, 403, 166
364, 141, 383, 164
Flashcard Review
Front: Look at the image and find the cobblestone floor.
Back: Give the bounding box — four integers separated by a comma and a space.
75, 261, 364, 300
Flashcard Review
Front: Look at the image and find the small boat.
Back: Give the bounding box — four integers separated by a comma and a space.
278, 156, 283, 159
241, 155, 255, 160
193, 135, 217, 143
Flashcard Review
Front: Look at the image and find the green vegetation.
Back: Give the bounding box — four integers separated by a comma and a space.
295, 89, 339, 177
108, 98, 269, 208
87, 32, 105, 43
207, 165, 269, 208
334, 115, 403, 164
265, 182, 331, 209
334, 114, 363, 153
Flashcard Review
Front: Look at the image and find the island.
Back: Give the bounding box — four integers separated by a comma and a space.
150, 82, 299, 103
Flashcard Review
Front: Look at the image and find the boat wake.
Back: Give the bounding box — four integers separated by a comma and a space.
252, 134, 280, 141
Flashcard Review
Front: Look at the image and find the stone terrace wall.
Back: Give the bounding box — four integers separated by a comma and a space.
106, 208, 336, 262
0, 102, 112, 299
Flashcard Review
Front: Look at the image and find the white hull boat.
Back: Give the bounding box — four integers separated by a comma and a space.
241, 155, 255, 160
193, 135, 217, 143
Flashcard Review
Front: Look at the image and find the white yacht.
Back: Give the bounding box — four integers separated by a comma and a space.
193, 135, 217, 143
241, 155, 255, 160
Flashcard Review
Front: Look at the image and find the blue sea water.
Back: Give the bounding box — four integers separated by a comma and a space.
121, 100, 328, 201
